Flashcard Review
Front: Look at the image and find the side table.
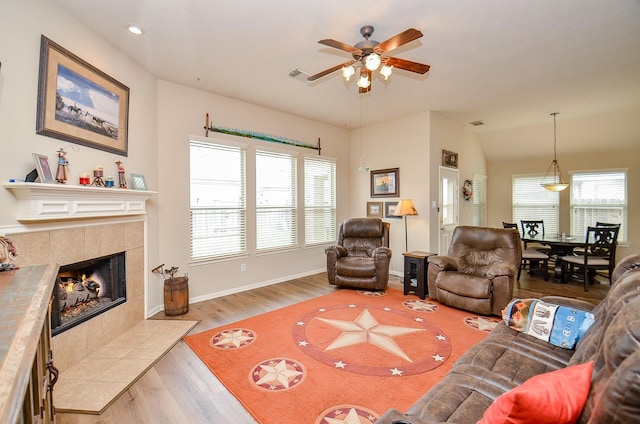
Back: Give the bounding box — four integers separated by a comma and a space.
403, 251, 436, 299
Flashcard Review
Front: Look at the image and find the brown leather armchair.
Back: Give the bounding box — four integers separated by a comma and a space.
427, 226, 522, 316
325, 218, 392, 290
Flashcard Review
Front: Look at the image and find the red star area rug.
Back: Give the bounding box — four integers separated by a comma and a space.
183, 287, 500, 423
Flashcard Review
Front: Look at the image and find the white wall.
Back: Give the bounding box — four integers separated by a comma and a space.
156, 80, 351, 304
0, 0, 161, 311
349, 111, 431, 273
0, 0, 352, 315
0, 0, 490, 313
428, 113, 487, 252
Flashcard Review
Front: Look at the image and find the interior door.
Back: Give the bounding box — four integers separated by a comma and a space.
439, 167, 459, 254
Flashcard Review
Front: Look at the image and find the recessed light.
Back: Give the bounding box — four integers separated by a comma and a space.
128, 24, 144, 35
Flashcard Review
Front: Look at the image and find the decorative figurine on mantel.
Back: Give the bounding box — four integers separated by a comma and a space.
116, 160, 127, 188
91, 166, 105, 187
55, 148, 69, 184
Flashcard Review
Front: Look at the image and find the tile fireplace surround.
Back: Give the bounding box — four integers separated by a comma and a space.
7, 220, 145, 373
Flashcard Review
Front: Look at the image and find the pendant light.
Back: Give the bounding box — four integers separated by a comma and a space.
541, 112, 569, 192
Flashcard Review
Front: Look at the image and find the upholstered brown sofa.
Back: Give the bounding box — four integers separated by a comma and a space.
325, 218, 392, 290
377, 253, 640, 424
427, 226, 522, 316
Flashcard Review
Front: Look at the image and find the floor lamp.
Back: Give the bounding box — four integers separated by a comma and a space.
395, 199, 418, 252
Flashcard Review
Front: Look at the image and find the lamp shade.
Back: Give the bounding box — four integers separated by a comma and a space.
395, 199, 418, 216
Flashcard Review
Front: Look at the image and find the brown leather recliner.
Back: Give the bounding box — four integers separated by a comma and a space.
427, 226, 522, 316
325, 218, 392, 290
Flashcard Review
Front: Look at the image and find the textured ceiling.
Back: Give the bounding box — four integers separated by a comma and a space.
52, 0, 640, 160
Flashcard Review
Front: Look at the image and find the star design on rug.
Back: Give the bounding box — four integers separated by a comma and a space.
432, 354, 445, 362
436, 334, 447, 340
334, 360, 347, 368
316, 309, 425, 362
358, 290, 387, 297
464, 316, 501, 332
390, 368, 404, 376
403, 299, 439, 312
211, 328, 255, 349
298, 340, 309, 347
323, 407, 369, 424
254, 359, 303, 389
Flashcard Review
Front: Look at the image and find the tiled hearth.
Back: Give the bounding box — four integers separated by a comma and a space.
9, 220, 145, 373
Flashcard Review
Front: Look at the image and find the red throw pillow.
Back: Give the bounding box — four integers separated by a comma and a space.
477, 361, 594, 424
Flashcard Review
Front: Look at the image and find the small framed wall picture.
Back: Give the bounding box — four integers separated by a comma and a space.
32, 153, 55, 183
366, 201, 383, 218
442, 150, 458, 168
370, 168, 400, 197
385, 201, 401, 219
130, 173, 147, 190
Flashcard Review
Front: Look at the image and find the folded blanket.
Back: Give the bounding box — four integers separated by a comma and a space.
502, 298, 595, 349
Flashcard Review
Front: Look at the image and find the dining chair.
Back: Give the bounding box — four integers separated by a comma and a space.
560, 225, 620, 291
503, 223, 549, 281
519, 219, 552, 254
573, 222, 621, 255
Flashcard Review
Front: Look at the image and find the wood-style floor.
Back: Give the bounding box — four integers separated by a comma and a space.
56, 271, 609, 424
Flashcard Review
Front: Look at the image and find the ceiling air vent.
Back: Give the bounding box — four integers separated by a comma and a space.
288, 68, 311, 82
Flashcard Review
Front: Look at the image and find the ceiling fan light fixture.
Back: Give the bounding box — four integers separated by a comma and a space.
380, 64, 393, 80
364, 53, 381, 71
342, 65, 355, 81
357, 74, 370, 89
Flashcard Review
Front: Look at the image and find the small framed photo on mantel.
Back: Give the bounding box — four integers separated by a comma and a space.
32, 153, 55, 183
130, 173, 148, 190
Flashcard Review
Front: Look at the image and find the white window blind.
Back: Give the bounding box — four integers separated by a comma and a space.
512, 174, 559, 236
304, 156, 336, 246
256, 150, 297, 251
472, 173, 487, 227
569, 170, 627, 242
190, 140, 246, 260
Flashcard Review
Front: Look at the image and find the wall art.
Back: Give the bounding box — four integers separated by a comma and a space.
36, 35, 130, 156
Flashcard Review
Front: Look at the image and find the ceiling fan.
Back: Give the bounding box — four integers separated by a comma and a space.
307, 25, 430, 93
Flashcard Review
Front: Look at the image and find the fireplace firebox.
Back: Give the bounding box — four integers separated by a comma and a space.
51, 252, 126, 336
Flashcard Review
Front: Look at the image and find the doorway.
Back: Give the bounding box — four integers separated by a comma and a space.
439, 166, 459, 254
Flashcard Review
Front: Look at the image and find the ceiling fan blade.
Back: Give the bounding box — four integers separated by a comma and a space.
374, 28, 423, 54
307, 61, 355, 82
385, 57, 431, 74
318, 39, 363, 56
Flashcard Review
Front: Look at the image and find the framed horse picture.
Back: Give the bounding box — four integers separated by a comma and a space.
36, 35, 130, 156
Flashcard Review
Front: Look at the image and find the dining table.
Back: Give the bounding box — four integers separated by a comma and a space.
521, 233, 586, 283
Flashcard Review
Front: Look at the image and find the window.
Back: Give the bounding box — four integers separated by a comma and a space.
256, 150, 297, 251
472, 173, 487, 227
304, 156, 336, 245
569, 170, 627, 242
512, 174, 559, 235
190, 140, 246, 260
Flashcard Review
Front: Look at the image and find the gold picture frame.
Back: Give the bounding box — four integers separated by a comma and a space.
442, 150, 458, 168
36, 35, 130, 156
366, 201, 383, 218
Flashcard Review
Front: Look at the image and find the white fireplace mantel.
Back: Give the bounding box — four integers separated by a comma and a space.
4, 182, 156, 222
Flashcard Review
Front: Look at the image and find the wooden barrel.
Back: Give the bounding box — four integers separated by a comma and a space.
164, 277, 189, 316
